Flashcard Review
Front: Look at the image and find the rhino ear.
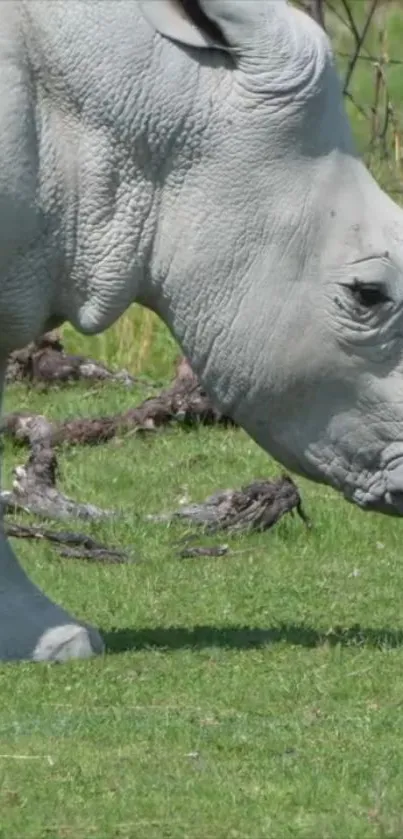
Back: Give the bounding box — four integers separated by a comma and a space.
139, 1, 289, 53
138, 0, 229, 51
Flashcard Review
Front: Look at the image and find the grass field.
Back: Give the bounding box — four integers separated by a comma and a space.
3, 4, 403, 838
4, 382, 403, 839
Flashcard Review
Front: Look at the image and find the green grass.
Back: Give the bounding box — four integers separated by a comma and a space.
3, 379, 403, 838
4, 4, 403, 836
61, 308, 179, 383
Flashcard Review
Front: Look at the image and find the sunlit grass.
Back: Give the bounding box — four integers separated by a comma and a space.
62, 306, 178, 382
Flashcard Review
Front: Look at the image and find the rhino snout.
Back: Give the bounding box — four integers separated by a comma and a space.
342, 453, 403, 516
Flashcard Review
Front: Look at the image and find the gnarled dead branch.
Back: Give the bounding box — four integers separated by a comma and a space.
0, 442, 113, 521
148, 475, 311, 534
3, 357, 234, 448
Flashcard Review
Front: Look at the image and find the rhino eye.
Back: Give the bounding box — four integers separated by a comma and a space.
350, 280, 390, 308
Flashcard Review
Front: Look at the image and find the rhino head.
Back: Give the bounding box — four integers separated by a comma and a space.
138, 0, 403, 516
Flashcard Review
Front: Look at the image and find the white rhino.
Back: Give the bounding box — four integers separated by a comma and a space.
0, 0, 402, 662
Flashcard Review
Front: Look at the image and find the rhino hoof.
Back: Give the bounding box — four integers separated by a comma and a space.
33, 624, 104, 662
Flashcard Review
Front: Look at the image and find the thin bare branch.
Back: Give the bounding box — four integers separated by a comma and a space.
338, 0, 361, 46
343, 0, 380, 94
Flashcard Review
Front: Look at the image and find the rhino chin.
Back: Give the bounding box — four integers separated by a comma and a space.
382, 461, 403, 514
351, 490, 403, 517
344, 482, 403, 517
347, 494, 403, 517
385, 492, 403, 516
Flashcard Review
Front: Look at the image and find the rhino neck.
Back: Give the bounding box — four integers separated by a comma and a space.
149, 166, 314, 412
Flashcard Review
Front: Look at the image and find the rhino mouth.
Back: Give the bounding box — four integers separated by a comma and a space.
348, 457, 403, 517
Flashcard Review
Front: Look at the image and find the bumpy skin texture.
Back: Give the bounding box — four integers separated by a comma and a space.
0, 0, 403, 660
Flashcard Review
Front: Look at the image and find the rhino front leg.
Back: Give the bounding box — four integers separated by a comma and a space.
0, 360, 104, 662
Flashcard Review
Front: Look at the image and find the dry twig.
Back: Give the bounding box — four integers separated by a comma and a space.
5, 521, 130, 563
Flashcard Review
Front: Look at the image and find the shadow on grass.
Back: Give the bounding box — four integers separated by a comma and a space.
103, 623, 403, 654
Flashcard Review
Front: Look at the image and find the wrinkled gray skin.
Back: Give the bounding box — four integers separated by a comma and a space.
0, 0, 403, 662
